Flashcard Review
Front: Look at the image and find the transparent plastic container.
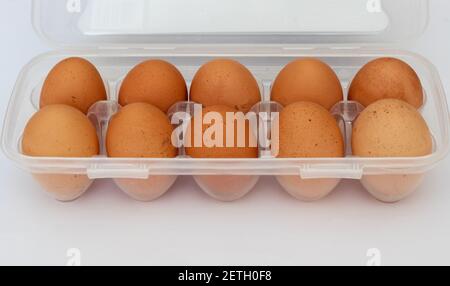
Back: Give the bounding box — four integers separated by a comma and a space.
2, 0, 449, 202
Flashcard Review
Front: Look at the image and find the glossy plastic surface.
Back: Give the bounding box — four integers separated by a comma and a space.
32, 0, 428, 46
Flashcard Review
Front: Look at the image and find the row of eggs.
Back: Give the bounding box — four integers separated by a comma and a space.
39, 56, 424, 114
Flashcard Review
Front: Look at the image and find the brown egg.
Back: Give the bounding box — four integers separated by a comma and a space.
190, 59, 261, 112
22, 104, 99, 201
271, 58, 343, 110
185, 105, 258, 158
40, 57, 107, 114
107, 103, 177, 158
185, 105, 259, 201
119, 60, 187, 112
106, 103, 177, 201
22, 104, 99, 157
275, 101, 344, 201
352, 99, 432, 157
277, 102, 344, 158
348, 57, 423, 108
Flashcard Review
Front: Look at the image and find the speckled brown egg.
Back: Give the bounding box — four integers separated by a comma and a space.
22, 104, 99, 157
348, 57, 423, 108
106, 103, 177, 158
352, 99, 432, 157
119, 60, 187, 112
271, 58, 343, 110
185, 105, 258, 158
40, 57, 107, 114
276, 102, 344, 158
190, 59, 261, 112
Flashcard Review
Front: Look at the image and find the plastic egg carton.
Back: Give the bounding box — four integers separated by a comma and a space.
2, 50, 449, 203
2, 0, 449, 203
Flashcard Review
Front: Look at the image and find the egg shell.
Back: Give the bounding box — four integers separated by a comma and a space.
119, 60, 187, 112
33, 174, 93, 202
22, 104, 99, 157
352, 99, 432, 157
194, 175, 259, 202
106, 103, 177, 158
40, 57, 107, 114
361, 174, 425, 203
185, 105, 258, 159
276, 101, 345, 158
274, 101, 344, 201
276, 176, 341, 202
348, 57, 424, 108
271, 58, 343, 110
190, 59, 261, 112
114, 176, 178, 202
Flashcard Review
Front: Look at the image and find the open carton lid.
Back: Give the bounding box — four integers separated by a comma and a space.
33, 0, 429, 47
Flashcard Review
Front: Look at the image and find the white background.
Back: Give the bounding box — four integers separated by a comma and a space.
1, 0, 450, 266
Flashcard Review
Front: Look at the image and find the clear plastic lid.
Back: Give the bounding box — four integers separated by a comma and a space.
32, 0, 428, 47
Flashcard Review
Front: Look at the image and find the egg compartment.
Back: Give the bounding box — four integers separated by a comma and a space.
2, 50, 449, 203
256, 100, 350, 201
88, 100, 180, 201
167, 101, 269, 202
